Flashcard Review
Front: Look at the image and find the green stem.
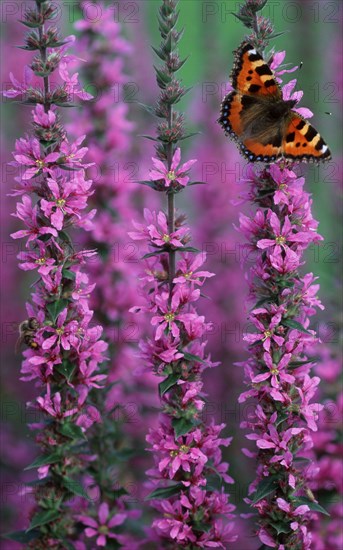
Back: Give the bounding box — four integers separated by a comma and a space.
167, 106, 175, 304
37, 1, 50, 111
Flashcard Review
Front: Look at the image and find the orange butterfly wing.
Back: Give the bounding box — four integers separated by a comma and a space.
230, 41, 282, 99
219, 41, 331, 163
281, 113, 331, 161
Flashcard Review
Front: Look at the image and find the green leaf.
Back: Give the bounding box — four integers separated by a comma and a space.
283, 319, 311, 334
27, 509, 60, 532
175, 246, 200, 253
187, 181, 207, 186
62, 477, 90, 500
154, 66, 172, 85
62, 269, 76, 281
270, 520, 291, 535
46, 299, 69, 323
151, 45, 166, 61
146, 483, 183, 500
137, 180, 162, 190
54, 360, 77, 381
252, 475, 279, 504
268, 31, 288, 40
142, 249, 166, 259
59, 423, 86, 440
172, 417, 195, 438
178, 132, 200, 141
24, 452, 60, 471
288, 358, 317, 368
2, 530, 40, 542
137, 102, 158, 117
276, 412, 288, 427
182, 351, 206, 364
231, 13, 252, 25
193, 522, 212, 533
292, 497, 330, 516
159, 373, 181, 396
139, 134, 159, 142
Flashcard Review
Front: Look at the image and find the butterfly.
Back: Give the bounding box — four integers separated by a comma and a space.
218, 41, 331, 163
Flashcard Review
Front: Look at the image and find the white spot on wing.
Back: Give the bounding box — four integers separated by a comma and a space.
321, 145, 328, 153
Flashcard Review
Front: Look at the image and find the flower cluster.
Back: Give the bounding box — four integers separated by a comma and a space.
4, 1, 108, 546
237, 161, 328, 548
67, 4, 146, 546
130, 1, 236, 547
230, 10, 329, 546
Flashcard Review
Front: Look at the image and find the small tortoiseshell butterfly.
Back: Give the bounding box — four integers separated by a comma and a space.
218, 41, 331, 163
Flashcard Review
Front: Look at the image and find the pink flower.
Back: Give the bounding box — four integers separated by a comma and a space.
276, 497, 310, 530
40, 176, 90, 230
244, 308, 284, 351
37, 390, 78, 419
147, 211, 188, 248
77, 502, 126, 547
11, 195, 58, 243
18, 244, 56, 275
282, 79, 314, 119
32, 104, 57, 127
151, 291, 196, 340
257, 212, 313, 255
59, 61, 93, 101
252, 352, 295, 388
12, 136, 60, 180
252, 425, 303, 468
59, 135, 90, 167
173, 253, 214, 286
150, 147, 197, 188
41, 308, 78, 351
2, 66, 34, 98
153, 499, 195, 543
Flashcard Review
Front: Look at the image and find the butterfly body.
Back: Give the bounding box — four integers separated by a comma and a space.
219, 42, 331, 163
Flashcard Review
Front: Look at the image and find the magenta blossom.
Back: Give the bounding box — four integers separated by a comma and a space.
151, 291, 196, 340
150, 147, 197, 188
11, 136, 60, 180
252, 352, 295, 388
173, 253, 214, 286
147, 211, 189, 248
77, 502, 126, 547
11, 195, 58, 243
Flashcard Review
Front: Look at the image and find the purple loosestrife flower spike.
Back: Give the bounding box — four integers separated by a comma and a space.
67, 5, 144, 546
130, 1, 237, 547
231, 2, 330, 547
3, 1, 108, 546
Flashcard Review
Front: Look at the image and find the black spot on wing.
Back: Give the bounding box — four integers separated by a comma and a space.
248, 53, 261, 62
305, 125, 317, 142
315, 138, 325, 151
264, 79, 276, 88
286, 132, 295, 143
241, 43, 252, 54
249, 84, 261, 93
255, 65, 273, 76
296, 119, 306, 130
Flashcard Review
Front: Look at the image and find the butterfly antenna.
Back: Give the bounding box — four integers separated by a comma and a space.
324, 112, 332, 116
